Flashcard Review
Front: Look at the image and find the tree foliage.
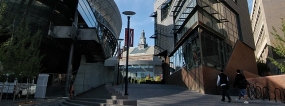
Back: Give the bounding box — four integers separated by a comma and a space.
0, 1, 44, 102
268, 18, 285, 74
0, 1, 44, 79
0, 1, 9, 80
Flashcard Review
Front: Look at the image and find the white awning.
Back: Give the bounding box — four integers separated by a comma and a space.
119, 56, 162, 65
104, 56, 162, 66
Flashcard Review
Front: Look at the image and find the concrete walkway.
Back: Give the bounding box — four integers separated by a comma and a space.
114, 84, 284, 106
1, 84, 284, 106
0, 97, 65, 106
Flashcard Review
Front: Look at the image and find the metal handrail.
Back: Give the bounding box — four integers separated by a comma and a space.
248, 82, 262, 99
263, 87, 270, 101
282, 89, 285, 103
274, 88, 282, 103
255, 86, 262, 99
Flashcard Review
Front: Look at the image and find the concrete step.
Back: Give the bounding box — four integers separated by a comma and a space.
59, 84, 137, 106
77, 85, 110, 94
75, 94, 113, 99
72, 98, 116, 104
61, 101, 88, 106
65, 99, 109, 106
108, 90, 123, 96
64, 100, 134, 106
105, 86, 128, 99
116, 99, 137, 106
102, 103, 136, 106
61, 100, 136, 106
111, 95, 128, 99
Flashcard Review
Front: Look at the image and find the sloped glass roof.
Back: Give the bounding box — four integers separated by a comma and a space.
130, 46, 151, 54
78, 0, 98, 27
87, 0, 122, 38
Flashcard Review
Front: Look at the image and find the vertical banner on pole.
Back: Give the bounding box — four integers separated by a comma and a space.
129, 28, 134, 47
124, 28, 134, 47
124, 28, 128, 46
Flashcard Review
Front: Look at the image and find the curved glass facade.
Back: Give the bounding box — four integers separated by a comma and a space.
87, 0, 122, 57
0, 0, 121, 73
78, 0, 98, 27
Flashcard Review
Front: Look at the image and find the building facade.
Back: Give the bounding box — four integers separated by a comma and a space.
0, 0, 122, 95
118, 30, 162, 81
152, 0, 258, 94
250, 0, 285, 75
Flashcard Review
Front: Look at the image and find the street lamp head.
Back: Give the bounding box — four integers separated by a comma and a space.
122, 11, 136, 16
117, 38, 124, 41
117, 38, 124, 43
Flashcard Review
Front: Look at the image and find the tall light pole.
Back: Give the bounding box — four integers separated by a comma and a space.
122, 11, 135, 95
117, 38, 124, 85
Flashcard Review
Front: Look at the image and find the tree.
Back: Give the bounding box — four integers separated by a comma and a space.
11, 21, 44, 103
268, 18, 285, 74
0, 4, 3, 69
0, 1, 10, 102
0, 1, 44, 102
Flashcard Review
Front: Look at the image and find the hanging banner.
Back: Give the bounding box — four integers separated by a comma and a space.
124, 28, 134, 47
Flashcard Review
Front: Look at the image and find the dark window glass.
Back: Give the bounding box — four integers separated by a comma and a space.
161, 0, 172, 21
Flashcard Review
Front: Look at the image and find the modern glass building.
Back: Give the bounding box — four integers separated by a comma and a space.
152, 0, 258, 94
0, 0, 122, 95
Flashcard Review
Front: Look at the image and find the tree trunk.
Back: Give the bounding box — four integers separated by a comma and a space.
12, 79, 18, 103
25, 78, 30, 103
0, 82, 6, 102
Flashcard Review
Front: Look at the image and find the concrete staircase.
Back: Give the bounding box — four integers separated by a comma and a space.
59, 84, 137, 106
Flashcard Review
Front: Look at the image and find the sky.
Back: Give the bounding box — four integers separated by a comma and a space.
114, 0, 253, 47
248, 0, 253, 14
115, 0, 156, 46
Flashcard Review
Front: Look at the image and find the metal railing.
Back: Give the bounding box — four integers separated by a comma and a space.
281, 89, 285, 103
247, 82, 262, 99
274, 88, 282, 103
262, 87, 270, 101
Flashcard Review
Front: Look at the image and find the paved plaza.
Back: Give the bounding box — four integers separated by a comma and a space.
0, 84, 284, 106
114, 84, 284, 106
